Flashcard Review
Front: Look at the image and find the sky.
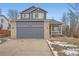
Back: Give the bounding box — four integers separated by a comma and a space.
0, 3, 70, 21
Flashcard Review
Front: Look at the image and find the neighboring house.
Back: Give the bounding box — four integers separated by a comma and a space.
0, 15, 9, 30
11, 6, 62, 39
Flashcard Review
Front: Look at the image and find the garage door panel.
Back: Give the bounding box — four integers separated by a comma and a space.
17, 27, 44, 38
16, 27, 44, 38
16, 21, 44, 39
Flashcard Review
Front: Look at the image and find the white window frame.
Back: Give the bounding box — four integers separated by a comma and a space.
32, 13, 36, 19
1, 19, 3, 23
38, 13, 44, 19
53, 27, 59, 31
25, 14, 29, 19
22, 14, 25, 18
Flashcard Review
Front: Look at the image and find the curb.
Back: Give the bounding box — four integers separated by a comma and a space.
46, 40, 58, 56
46, 40, 54, 56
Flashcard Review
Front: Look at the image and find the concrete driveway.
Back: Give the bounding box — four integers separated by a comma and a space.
0, 39, 52, 56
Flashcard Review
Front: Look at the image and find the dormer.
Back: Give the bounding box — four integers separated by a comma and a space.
20, 6, 47, 20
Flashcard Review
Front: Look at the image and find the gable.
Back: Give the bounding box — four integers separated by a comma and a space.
31, 8, 47, 13
0, 15, 9, 22
21, 6, 47, 14
21, 6, 36, 14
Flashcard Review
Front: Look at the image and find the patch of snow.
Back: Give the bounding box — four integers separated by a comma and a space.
67, 48, 79, 51
47, 40, 79, 56
64, 49, 79, 56
47, 40, 59, 56
58, 44, 77, 47
53, 41, 67, 45
48, 40, 77, 47
73, 49, 79, 51
0, 40, 2, 43
47, 40, 53, 44
51, 47, 54, 50
8, 39, 10, 40
53, 51, 58, 56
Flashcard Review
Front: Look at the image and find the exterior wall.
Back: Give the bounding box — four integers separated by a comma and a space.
21, 13, 30, 19
16, 21, 44, 27
31, 9, 46, 20
10, 20, 62, 39
0, 16, 9, 30
10, 20, 51, 39
44, 21, 50, 40
21, 9, 46, 20
10, 20, 16, 39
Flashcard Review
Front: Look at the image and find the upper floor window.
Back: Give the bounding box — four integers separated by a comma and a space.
22, 14, 25, 18
1, 19, 3, 23
32, 13, 36, 19
25, 14, 29, 19
22, 13, 29, 19
38, 13, 44, 19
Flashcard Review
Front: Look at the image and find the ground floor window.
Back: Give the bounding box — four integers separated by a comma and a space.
51, 24, 62, 36
52, 25, 60, 31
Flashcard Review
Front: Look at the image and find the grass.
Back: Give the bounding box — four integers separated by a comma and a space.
50, 37, 79, 56
51, 37, 79, 47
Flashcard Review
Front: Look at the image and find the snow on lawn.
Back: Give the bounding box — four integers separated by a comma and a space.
64, 49, 79, 56
47, 40, 79, 56
48, 40, 77, 47
0, 40, 2, 43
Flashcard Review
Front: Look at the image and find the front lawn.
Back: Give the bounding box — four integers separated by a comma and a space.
47, 37, 79, 56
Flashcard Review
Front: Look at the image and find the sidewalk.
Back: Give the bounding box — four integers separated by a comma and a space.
0, 39, 52, 56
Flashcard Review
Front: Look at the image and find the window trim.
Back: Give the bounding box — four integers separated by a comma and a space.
32, 13, 36, 19
52, 25, 60, 31
38, 12, 44, 19
1, 19, 3, 23
24, 13, 29, 19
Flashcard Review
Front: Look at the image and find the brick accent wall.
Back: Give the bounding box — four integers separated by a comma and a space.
44, 21, 50, 40
10, 20, 16, 39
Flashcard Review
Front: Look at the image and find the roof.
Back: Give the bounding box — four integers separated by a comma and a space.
15, 19, 62, 24
50, 19, 62, 25
21, 6, 48, 14
0, 15, 9, 21
16, 19, 51, 22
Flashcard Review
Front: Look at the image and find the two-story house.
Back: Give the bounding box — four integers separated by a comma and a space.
10, 6, 62, 39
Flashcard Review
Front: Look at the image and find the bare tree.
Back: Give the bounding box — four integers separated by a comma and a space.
68, 9, 78, 37
0, 9, 2, 15
68, 4, 79, 37
61, 4, 79, 38
62, 13, 67, 35
62, 13, 70, 36
8, 9, 19, 20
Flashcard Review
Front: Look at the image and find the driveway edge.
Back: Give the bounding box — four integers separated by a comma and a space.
46, 40, 54, 56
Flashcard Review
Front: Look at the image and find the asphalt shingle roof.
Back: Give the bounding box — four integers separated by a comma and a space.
50, 19, 62, 24
21, 6, 47, 14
